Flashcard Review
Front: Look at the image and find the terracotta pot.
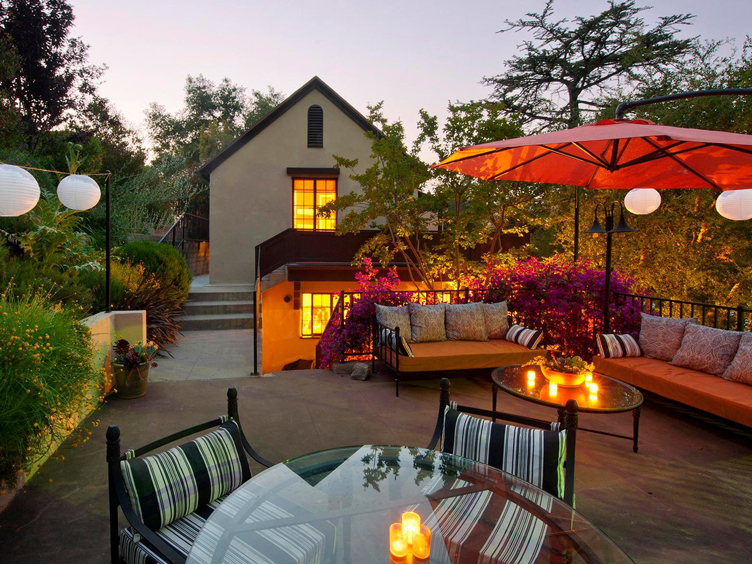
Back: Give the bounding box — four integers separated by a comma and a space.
540, 365, 587, 388
113, 363, 149, 399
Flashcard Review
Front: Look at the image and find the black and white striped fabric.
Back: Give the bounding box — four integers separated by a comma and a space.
120, 420, 250, 531
119, 494, 229, 564
422, 477, 550, 564
381, 329, 414, 357
441, 408, 566, 499
597, 333, 641, 358
505, 324, 543, 349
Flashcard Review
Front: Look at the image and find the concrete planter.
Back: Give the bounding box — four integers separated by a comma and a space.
113, 363, 150, 399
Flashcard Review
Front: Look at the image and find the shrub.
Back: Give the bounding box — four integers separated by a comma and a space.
0, 291, 100, 489
472, 256, 641, 359
84, 261, 183, 348
115, 241, 191, 305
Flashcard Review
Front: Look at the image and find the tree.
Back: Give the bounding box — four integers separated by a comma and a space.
146, 75, 283, 163
415, 102, 547, 284
483, 0, 695, 130
0, 0, 104, 150
322, 103, 435, 289
572, 38, 752, 307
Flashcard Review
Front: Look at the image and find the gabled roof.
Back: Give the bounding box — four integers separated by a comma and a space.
197, 76, 380, 181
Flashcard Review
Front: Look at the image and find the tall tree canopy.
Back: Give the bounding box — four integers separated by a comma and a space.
0, 0, 104, 149
484, 0, 695, 130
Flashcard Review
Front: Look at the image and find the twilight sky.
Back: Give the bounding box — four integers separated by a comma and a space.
69, 0, 752, 154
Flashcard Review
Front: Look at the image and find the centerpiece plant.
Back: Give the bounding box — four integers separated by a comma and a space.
112, 338, 158, 399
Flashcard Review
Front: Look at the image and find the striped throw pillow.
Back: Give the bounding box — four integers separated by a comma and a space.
505, 324, 543, 349
120, 420, 249, 530
597, 333, 641, 358
381, 330, 414, 357
441, 407, 566, 500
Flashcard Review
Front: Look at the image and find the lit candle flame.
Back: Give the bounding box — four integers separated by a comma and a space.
549, 383, 558, 397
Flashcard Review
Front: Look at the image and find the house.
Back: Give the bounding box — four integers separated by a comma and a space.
198, 76, 527, 373
198, 77, 389, 371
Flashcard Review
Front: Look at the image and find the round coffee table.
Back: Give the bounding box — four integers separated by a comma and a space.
492, 364, 644, 452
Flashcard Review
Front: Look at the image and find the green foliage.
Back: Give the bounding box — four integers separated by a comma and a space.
115, 240, 191, 304
483, 0, 695, 129
0, 290, 100, 489
85, 261, 184, 348
323, 102, 434, 288
0, 0, 105, 149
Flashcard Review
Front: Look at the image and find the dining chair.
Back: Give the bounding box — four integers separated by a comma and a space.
427, 378, 577, 506
106, 388, 275, 564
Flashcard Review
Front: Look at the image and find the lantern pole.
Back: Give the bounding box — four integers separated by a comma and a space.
105, 171, 111, 313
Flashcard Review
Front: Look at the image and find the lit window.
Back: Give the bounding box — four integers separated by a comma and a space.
293, 179, 336, 231
301, 293, 334, 337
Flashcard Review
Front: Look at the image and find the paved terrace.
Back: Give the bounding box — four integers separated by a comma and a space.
1, 330, 751, 564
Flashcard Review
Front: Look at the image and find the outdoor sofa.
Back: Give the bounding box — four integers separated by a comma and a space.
373, 301, 543, 396
594, 315, 752, 428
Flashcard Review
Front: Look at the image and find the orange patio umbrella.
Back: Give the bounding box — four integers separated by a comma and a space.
432, 118, 752, 191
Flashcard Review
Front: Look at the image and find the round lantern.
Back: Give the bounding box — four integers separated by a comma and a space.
0, 164, 41, 216
624, 188, 661, 215
716, 190, 752, 221
57, 174, 101, 211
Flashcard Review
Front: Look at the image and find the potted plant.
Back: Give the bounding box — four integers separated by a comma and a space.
527, 354, 594, 388
112, 338, 158, 399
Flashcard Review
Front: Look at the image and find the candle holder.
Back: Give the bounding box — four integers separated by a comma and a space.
390, 512, 431, 562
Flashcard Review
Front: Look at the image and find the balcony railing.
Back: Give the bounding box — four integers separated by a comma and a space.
158, 213, 209, 250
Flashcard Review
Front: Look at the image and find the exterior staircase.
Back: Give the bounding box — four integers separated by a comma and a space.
179, 276, 255, 331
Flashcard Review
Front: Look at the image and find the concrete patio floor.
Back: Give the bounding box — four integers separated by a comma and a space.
1, 331, 751, 563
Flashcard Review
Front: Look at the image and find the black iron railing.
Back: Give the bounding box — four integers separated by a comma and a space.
614, 292, 752, 332
158, 213, 209, 251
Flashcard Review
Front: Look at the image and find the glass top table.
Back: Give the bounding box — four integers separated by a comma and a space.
492, 364, 644, 451
186, 445, 634, 564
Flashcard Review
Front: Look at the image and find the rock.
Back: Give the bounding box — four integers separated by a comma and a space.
332, 362, 355, 375
350, 362, 369, 381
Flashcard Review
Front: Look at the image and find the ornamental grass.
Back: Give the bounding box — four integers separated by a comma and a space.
0, 290, 100, 490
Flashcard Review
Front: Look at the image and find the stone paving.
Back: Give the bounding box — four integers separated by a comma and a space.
1, 331, 751, 564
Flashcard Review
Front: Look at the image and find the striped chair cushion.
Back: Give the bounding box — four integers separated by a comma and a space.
505, 324, 543, 349
425, 481, 550, 564
441, 408, 566, 499
120, 491, 338, 564
597, 333, 641, 358
120, 420, 249, 530
120, 494, 229, 564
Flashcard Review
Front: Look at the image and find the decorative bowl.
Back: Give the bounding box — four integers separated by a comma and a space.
540, 366, 587, 388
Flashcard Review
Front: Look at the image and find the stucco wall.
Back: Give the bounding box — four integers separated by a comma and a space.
209, 89, 374, 286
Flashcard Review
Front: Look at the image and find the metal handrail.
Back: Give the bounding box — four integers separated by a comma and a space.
614, 292, 751, 331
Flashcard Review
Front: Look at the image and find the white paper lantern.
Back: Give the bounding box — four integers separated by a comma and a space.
0, 164, 41, 216
624, 188, 661, 215
57, 174, 101, 211
716, 190, 752, 221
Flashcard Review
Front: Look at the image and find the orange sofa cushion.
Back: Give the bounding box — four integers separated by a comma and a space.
397, 340, 542, 373
594, 356, 752, 427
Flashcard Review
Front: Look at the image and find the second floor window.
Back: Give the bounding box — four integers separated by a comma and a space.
293, 179, 336, 231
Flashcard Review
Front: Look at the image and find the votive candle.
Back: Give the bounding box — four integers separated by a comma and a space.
549, 383, 558, 397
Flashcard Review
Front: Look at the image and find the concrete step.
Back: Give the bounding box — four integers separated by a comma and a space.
183, 300, 254, 315
187, 291, 254, 302
178, 313, 255, 331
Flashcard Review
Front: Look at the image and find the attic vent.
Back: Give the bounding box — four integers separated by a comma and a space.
308, 105, 323, 147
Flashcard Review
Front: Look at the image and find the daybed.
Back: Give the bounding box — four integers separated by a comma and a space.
594, 315, 752, 428
372, 301, 543, 396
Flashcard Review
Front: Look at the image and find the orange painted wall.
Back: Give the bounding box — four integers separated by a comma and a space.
261, 279, 440, 373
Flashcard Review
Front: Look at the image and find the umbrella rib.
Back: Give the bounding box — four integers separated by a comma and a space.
436, 148, 502, 167
487, 151, 553, 181
571, 142, 612, 169
715, 142, 752, 157
617, 140, 694, 168
609, 139, 620, 169
538, 144, 607, 168
642, 137, 721, 190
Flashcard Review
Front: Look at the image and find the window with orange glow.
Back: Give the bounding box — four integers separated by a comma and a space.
300, 293, 334, 337
293, 179, 336, 231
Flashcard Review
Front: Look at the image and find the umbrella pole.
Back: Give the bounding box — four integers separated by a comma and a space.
574, 187, 580, 262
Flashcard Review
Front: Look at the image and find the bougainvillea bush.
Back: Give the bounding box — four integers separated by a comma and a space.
472, 256, 640, 359
0, 291, 100, 489
318, 256, 640, 367
318, 259, 414, 369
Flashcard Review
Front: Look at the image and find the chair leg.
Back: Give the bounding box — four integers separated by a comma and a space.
632, 407, 641, 453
